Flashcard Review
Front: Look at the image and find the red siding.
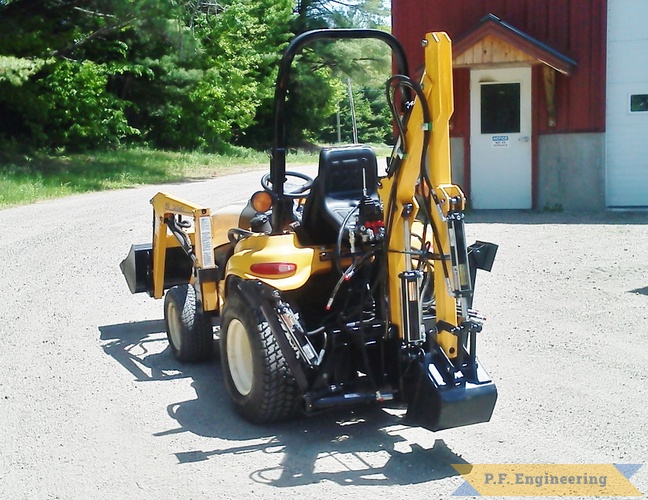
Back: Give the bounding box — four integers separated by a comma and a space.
392, 0, 607, 135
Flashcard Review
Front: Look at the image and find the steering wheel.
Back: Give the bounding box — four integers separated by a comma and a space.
261, 171, 314, 199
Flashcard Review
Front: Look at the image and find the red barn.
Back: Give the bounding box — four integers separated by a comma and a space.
392, 0, 648, 210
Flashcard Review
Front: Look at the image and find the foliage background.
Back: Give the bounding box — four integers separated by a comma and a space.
0, 0, 393, 152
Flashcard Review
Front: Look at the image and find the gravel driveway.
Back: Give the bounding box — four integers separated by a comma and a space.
0, 170, 646, 499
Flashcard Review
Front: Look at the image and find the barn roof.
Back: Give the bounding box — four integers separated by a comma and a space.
453, 13, 577, 75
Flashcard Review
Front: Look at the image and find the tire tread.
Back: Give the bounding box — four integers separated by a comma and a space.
165, 284, 214, 363
221, 290, 300, 423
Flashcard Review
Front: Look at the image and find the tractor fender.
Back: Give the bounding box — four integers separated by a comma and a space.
225, 232, 330, 291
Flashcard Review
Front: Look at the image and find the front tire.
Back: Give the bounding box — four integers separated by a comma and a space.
220, 287, 300, 423
164, 284, 214, 363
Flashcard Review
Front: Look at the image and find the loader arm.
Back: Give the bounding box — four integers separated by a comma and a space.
149, 192, 218, 312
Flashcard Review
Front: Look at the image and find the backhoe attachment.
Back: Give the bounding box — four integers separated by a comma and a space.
380, 32, 498, 431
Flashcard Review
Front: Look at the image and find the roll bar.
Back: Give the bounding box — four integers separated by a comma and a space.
270, 29, 410, 232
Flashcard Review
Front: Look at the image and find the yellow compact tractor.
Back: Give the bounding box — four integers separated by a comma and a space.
121, 29, 498, 431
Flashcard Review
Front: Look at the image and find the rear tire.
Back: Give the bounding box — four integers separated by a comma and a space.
220, 287, 300, 423
164, 284, 214, 363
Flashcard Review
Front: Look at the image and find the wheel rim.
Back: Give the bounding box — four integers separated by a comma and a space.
227, 319, 254, 396
167, 300, 182, 351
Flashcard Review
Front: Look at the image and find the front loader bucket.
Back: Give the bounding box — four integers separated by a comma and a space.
120, 243, 153, 294
405, 352, 497, 432
120, 243, 193, 295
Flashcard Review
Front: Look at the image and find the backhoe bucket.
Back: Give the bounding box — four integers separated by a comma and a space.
405, 352, 497, 432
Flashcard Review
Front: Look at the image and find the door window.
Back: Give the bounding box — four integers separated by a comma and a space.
481, 83, 521, 133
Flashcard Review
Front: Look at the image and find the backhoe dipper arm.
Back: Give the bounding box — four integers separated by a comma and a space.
379, 32, 467, 359
149, 193, 218, 311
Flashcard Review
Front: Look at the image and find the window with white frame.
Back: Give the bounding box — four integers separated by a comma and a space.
630, 94, 648, 113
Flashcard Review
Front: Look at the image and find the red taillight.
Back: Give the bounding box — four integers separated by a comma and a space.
250, 262, 297, 277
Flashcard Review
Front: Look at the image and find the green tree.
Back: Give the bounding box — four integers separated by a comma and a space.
0, 0, 167, 149
184, 0, 294, 149
0, 0, 294, 151
0, 0, 390, 151
293, 0, 388, 32
272, 0, 392, 147
320, 84, 391, 144
9, 59, 137, 147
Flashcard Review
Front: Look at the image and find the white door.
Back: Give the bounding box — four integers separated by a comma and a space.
470, 67, 532, 209
606, 0, 648, 207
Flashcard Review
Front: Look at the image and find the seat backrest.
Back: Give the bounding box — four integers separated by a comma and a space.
300, 145, 379, 246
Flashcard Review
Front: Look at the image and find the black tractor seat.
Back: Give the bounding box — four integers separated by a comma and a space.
300, 145, 379, 246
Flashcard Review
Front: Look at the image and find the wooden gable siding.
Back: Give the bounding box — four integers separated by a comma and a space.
392, 0, 607, 135
454, 34, 537, 67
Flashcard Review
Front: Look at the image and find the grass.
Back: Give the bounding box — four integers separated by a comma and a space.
0, 144, 394, 209
0, 146, 316, 209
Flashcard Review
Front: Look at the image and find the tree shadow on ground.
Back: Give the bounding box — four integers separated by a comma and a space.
99, 319, 472, 488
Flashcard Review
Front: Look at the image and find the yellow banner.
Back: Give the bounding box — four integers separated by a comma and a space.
452, 464, 643, 497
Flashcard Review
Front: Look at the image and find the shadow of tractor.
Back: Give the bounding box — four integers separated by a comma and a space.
99, 319, 471, 488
